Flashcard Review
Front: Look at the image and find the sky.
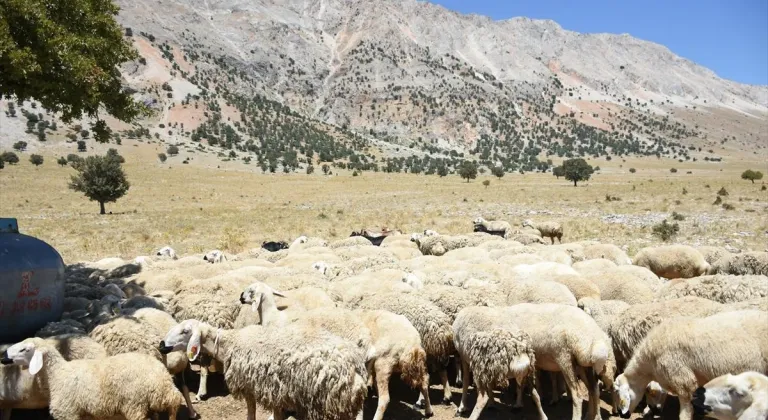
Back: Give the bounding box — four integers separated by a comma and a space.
430, 0, 768, 85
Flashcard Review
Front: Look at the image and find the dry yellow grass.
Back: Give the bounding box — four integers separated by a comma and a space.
1, 144, 766, 263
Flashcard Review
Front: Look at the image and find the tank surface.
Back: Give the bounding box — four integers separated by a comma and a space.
0, 218, 65, 342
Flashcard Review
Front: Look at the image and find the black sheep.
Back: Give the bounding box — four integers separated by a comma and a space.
261, 241, 289, 252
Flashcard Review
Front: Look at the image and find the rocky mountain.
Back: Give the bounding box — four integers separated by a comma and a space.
3, 0, 766, 174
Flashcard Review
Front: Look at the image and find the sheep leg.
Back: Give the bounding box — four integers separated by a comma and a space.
420, 371, 434, 417
457, 359, 472, 415
548, 372, 560, 405
580, 367, 600, 420
678, 396, 694, 420
371, 359, 392, 420
454, 356, 463, 387
1, 409, 10, 420
179, 373, 199, 418
467, 386, 491, 420
244, 395, 256, 420
528, 379, 549, 420
556, 360, 583, 420
439, 368, 452, 404
269, 408, 285, 420
194, 362, 209, 402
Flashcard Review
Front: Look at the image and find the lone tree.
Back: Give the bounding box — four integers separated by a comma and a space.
491, 166, 505, 179
562, 158, 594, 187
157, 153, 167, 163
0, 151, 19, 164
458, 161, 478, 182
552, 166, 564, 179
69, 153, 130, 214
482, 179, 490, 189
29, 154, 43, 166
57, 156, 68, 167
741, 169, 764, 184
0, 0, 146, 143
322, 164, 330, 175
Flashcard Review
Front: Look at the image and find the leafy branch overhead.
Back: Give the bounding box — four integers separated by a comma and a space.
0, 0, 146, 142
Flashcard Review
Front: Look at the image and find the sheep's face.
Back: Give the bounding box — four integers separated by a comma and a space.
644, 381, 667, 417
614, 373, 644, 417
693, 373, 754, 419
522, 219, 533, 228
1, 339, 45, 375
239, 282, 286, 312
160, 320, 200, 361
157, 246, 176, 258
472, 217, 484, 225
423, 229, 438, 237
410, 233, 423, 242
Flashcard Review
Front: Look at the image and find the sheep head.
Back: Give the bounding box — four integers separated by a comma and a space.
423, 229, 439, 237
614, 373, 646, 417
156, 246, 177, 259
472, 217, 486, 225
159, 319, 205, 362
239, 282, 286, 313
522, 219, 534, 228
1, 337, 48, 375
410, 233, 423, 243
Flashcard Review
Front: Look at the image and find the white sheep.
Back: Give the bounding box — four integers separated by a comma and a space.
504, 303, 616, 420
501, 279, 578, 306
472, 217, 511, 237
402, 272, 424, 289
614, 310, 768, 420
156, 246, 178, 260
572, 258, 618, 275
1, 337, 183, 420
522, 219, 563, 244
423, 229, 440, 237
692, 371, 768, 420
582, 243, 632, 265
654, 274, 768, 304
203, 249, 227, 263
159, 320, 368, 420
584, 270, 657, 304
632, 245, 710, 279
552, 274, 601, 301
453, 306, 546, 420
709, 252, 768, 276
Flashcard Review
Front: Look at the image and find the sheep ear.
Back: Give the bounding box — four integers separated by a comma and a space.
187, 328, 202, 362
29, 349, 44, 375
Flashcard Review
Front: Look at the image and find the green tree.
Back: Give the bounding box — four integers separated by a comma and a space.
629, 168, 636, 173
167, 145, 179, 156
69, 154, 130, 214
306, 165, 314, 175
482, 179, 490, 189
157, 153, 167, 163
458, 161, 478, 182
0, 0, 145, 142
106, 148, 124, 163
57, 156, 68, 166
741, 169, 764, 184
552, 166, 564, 179
12, 141, 26, 151
562, 158, 594, 187
437, 166, 448, 177
1, 151, 19, 164
29, 154, 43, 166
491, 166, 505, 179
77, 140, 87, 152
322, 164, 330, 175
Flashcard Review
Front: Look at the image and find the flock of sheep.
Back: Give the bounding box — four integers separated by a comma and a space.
2, 218, 768, 420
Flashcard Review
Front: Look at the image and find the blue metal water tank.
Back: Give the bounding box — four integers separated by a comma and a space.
0, 218, 65, 342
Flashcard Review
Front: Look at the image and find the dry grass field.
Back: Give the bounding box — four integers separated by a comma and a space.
1, 144, 766, 263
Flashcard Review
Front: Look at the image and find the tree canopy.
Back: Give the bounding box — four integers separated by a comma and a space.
0, 0, 144, 142
741, 169, 763, 184
29, 154, 43, 166
69, 153, 130, 214
458, 161, 478, 182
562, 158, 594, 186
552, 166, 564, 179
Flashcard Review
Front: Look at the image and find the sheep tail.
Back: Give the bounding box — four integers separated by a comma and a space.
399, 347, 428, 389
589, 340, 610, 375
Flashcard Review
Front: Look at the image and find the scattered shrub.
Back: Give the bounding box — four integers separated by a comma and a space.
652, 220, 680, 241
629, 168, 636, 173
713, 196, 723, 205
671, 211, 685, 221
722, 203, 735, 211
717, 187, 729, 196
29, 154, 44, 166
482, 179, 490, 188
670, 168, 678, 173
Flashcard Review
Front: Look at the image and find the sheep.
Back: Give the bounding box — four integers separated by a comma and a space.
552, 274, 601, 301
582, 243, 632, 265
584, 270, 657, 305
710, 252, 768, 276
203, 249, 227, 263
289, 235, 308, 248
655, 274, 768, 304
695, 246, 733, 265
501, 279, 578, 306
632, 245, 710, 279
522, 219, 563, 244
510, 233, 547, 245
418, 284, 504, 322
608, 297, 725, 369
159, 320, 368, 420
472, 217, 511, 237
1, 337, 183, 420
410, 234, 465, 256
89, 307, 199, 415
498, 253, 545, 267
726, 297, 768, 311
508, 261, 579, 281
573, 258, 618, 275
577, 298, 630, 332
402, 272, 424, 289
1, 334, 106, 419
356, 292, 455, 406
614, 310, 768, 420
452, 306, 546, 420
692, 371, 768, 420
504, 303, 616, 420
156, 246, 178, 260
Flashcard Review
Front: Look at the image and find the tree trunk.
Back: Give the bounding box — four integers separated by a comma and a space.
751, 179, 755, 184
573, 180, 578, 187
99, 201, 106, 215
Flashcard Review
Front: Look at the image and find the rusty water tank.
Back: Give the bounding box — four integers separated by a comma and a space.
0, 218, 65, 342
